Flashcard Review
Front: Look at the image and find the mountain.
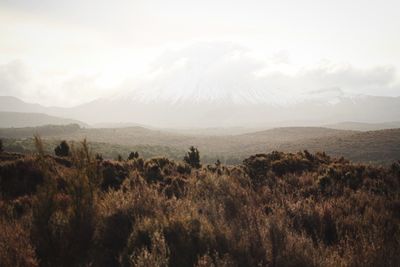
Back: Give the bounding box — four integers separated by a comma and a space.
0, 111, 88, 128
43, 94, 400, 128
0, 96, 47, 113
1, 95, 400, 128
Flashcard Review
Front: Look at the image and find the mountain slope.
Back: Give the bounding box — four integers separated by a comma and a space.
0, 124, 82, 139
1, 95, 400, 128
0, 111, 88, 128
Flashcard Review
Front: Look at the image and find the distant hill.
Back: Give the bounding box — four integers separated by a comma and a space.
258, 128, 400, 165
239, 127, 355, 142
0, 124, 82, 139
1, 125, 352, 150
1, 95, 400, 128
2, 125, 399, 164
325, 121, 400, 131
0, 111, 88, 128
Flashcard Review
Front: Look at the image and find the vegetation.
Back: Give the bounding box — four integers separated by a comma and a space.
1, 138, 186, 163
54, 140, 70, 157
0, 139, 399, 266
183, 146, 201, 168
1, 125, 400, 164
128, 151, 139, 160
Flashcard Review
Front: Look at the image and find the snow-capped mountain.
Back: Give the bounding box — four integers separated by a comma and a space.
113, 43, 301, 106
1, 43, 400, 128
1, 94, 400, 128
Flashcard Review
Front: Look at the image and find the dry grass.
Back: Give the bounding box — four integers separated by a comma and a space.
0, 140, 399, 267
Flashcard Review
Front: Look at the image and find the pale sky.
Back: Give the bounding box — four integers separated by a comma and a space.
0, 0, 399, 106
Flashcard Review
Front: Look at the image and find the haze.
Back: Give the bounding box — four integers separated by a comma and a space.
0, 0, 400, 127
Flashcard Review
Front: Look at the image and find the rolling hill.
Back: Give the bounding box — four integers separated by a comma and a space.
1, 125, 399, 164
0, 111, 88, 128
325, 121, 400, 131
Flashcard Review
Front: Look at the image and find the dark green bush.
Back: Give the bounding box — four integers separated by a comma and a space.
54, 140, 70, 157
184, 146, 201, 169
128, 151, 139, 160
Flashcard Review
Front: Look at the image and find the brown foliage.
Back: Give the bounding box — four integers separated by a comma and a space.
0, 144, 399, 267
0, 219, 38, 267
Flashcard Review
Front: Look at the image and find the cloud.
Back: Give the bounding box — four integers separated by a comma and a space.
0, 60, 30, 98
120, 43, 400, 105
0, 60, 105, 107
1, 43, 400, 107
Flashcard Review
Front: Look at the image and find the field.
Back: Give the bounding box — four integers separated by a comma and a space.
1, 124, 400, 165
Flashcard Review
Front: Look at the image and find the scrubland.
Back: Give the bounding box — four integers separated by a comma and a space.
0, 138, 399, 267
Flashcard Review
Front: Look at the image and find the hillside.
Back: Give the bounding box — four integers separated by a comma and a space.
0, 124, 82, 139
0, 147, 399, 266
279, 129, 400, 164
233, 128, 400, 165
0, 111, 88, 128
325, 121, 400, 131
1, 126, 399, 164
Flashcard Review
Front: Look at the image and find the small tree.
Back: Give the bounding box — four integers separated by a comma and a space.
95, 153, 103, 161
128, 151, 139, 160
54, 140, 70, 157
184, 146, 201, 168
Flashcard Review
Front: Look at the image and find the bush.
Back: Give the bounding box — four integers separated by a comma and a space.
96, 153, 103, 161
101, 161, 129, 190
130, 231, 169, 267
0, 220, 38, 267
1, 147, 400, 267
0, 158, 45, 198
93, 210, 133, 267
31, 140, 98, 267
128, 151, 139, 160
184, 146, 201, 168
54, 140, 70, 157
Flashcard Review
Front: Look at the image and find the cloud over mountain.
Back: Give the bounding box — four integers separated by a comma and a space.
115, 42, 400, 106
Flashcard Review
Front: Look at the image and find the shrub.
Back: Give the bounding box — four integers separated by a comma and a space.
0, 219, 38, 267
101, 161, 129, 190
31, 140, 98, 267
93, 210, 133, 267
177, 162, 191, 174
184, 146, 201, 168
243, 154, 272, 186
0, 158, 45, 198
130, 231, 169, 267
144, 161, 163, 183
1, 146, 400, 267
54, 140, 70, 157
96, 153, 103, 161
128, 151, 139, 160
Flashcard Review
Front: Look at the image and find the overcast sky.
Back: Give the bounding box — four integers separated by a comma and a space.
0, 0, 399, 106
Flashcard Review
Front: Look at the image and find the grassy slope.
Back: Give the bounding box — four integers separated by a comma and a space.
1, 125, 400, 164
